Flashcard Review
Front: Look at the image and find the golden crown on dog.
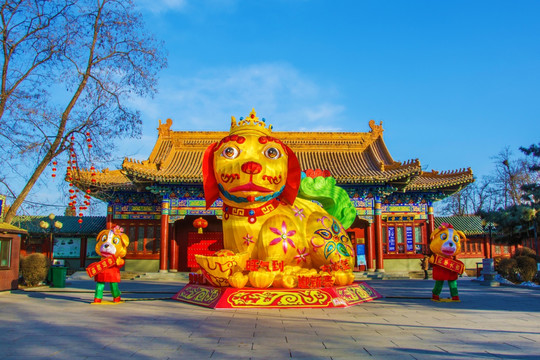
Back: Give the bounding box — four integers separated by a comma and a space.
230, 108, 273, 136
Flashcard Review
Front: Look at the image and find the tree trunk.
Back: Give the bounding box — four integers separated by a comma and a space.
3, 152, 54, 224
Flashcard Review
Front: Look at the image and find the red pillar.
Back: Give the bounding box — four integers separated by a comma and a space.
427, 202, 435, 245
80, 236, 87, 269
366, 222, 375, 271
106, 205, 114, 229
374, 197, 384, 272
169, 222, 178, 272
159, 199, 170, 272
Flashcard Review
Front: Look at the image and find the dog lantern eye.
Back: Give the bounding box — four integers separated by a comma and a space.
440, 233, 447, 241
453, 235, 460, 242
222, 146, 239, 159
101, 235, 107, 242
113, 237, 120, 245
264, 147, 281, 159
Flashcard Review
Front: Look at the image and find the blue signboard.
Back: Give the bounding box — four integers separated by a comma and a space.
388, 227, 396, 252
356, 244, 366, 266
406, 226, 414, 252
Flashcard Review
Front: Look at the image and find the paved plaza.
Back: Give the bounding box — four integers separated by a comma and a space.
1, 276, 539, 359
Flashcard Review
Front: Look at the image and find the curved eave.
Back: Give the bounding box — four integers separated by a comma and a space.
70, 169, 135, 195
405, 168, 474, 193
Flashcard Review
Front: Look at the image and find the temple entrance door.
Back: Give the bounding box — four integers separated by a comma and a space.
348, 217, 371, 271
181, 231, 223, 272
174, 216, 223, 272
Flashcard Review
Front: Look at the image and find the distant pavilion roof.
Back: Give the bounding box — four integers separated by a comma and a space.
13, 216, 106, 236
434, 216, 484, 236
0, 222, 28, 235
72, 119, 474, 199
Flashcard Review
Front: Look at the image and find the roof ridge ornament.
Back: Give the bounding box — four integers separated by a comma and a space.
230, 108, 273, 136
158, 118, 173, 137
368, 119, 384, 135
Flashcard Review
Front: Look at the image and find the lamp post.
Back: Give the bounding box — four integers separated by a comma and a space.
39, 213, 63, 262
481, 220, 496, 259
532, 209, 538, 259
480, 220, 499, 286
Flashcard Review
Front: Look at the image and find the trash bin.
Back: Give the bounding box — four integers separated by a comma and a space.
50, 266, 68, 288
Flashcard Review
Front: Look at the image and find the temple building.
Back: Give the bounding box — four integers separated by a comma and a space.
72, 117, 474, 273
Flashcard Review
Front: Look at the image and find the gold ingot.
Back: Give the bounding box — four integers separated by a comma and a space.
195, 252, 249, 287
248, 269, 275, 288
281, 274, 298, 289
333, 270, 355, 286
228, 272, 249, 288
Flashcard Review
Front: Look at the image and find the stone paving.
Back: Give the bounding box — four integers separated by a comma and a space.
1, 276, 539, 359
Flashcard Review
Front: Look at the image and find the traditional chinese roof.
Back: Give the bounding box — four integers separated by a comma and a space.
434, 216, 484, 236
72, 118, 474, 199
0, 222, 28, 235
405, 168, 474, 193
13, 216, 106, 236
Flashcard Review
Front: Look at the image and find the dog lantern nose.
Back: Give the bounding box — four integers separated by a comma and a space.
241, 161, 262, 175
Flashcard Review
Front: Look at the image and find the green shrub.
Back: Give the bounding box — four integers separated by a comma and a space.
515, 256, 537, 282
513, 247, 537, 260
497, 257, 519, 283
20, 254, 50, 287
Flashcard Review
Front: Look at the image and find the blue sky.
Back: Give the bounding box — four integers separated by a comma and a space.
15, 0, 539, 216
124, 0, 539, 181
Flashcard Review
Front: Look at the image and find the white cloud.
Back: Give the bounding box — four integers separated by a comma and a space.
131, 62, 346, 134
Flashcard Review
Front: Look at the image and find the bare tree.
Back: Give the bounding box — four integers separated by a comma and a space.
489, 147, 531, 209
439, 178, 495, 216
0, 0, 166, 224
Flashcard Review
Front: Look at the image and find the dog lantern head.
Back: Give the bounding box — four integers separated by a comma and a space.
429, 223, 465, 257
203, 109, 301, 208
95, 226, 130, 260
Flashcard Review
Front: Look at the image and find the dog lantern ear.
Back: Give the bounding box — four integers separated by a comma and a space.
203, 142, 220, 209
280, 143, 301, 205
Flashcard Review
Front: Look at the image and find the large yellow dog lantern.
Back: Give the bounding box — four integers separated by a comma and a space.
200, 109, 356, 288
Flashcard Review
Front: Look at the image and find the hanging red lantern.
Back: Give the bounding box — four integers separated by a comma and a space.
78, 218, 83, 224
193, 217, 208, 234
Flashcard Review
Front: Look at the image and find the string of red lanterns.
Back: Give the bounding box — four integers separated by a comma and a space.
50, 132, 95, 224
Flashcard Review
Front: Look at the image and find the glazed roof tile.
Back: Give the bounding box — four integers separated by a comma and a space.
0, 222, 28, 234
72, 119, 474, 194
434, 216, 484, 236
13, 216, 106, 235
406, 168, 474, 192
